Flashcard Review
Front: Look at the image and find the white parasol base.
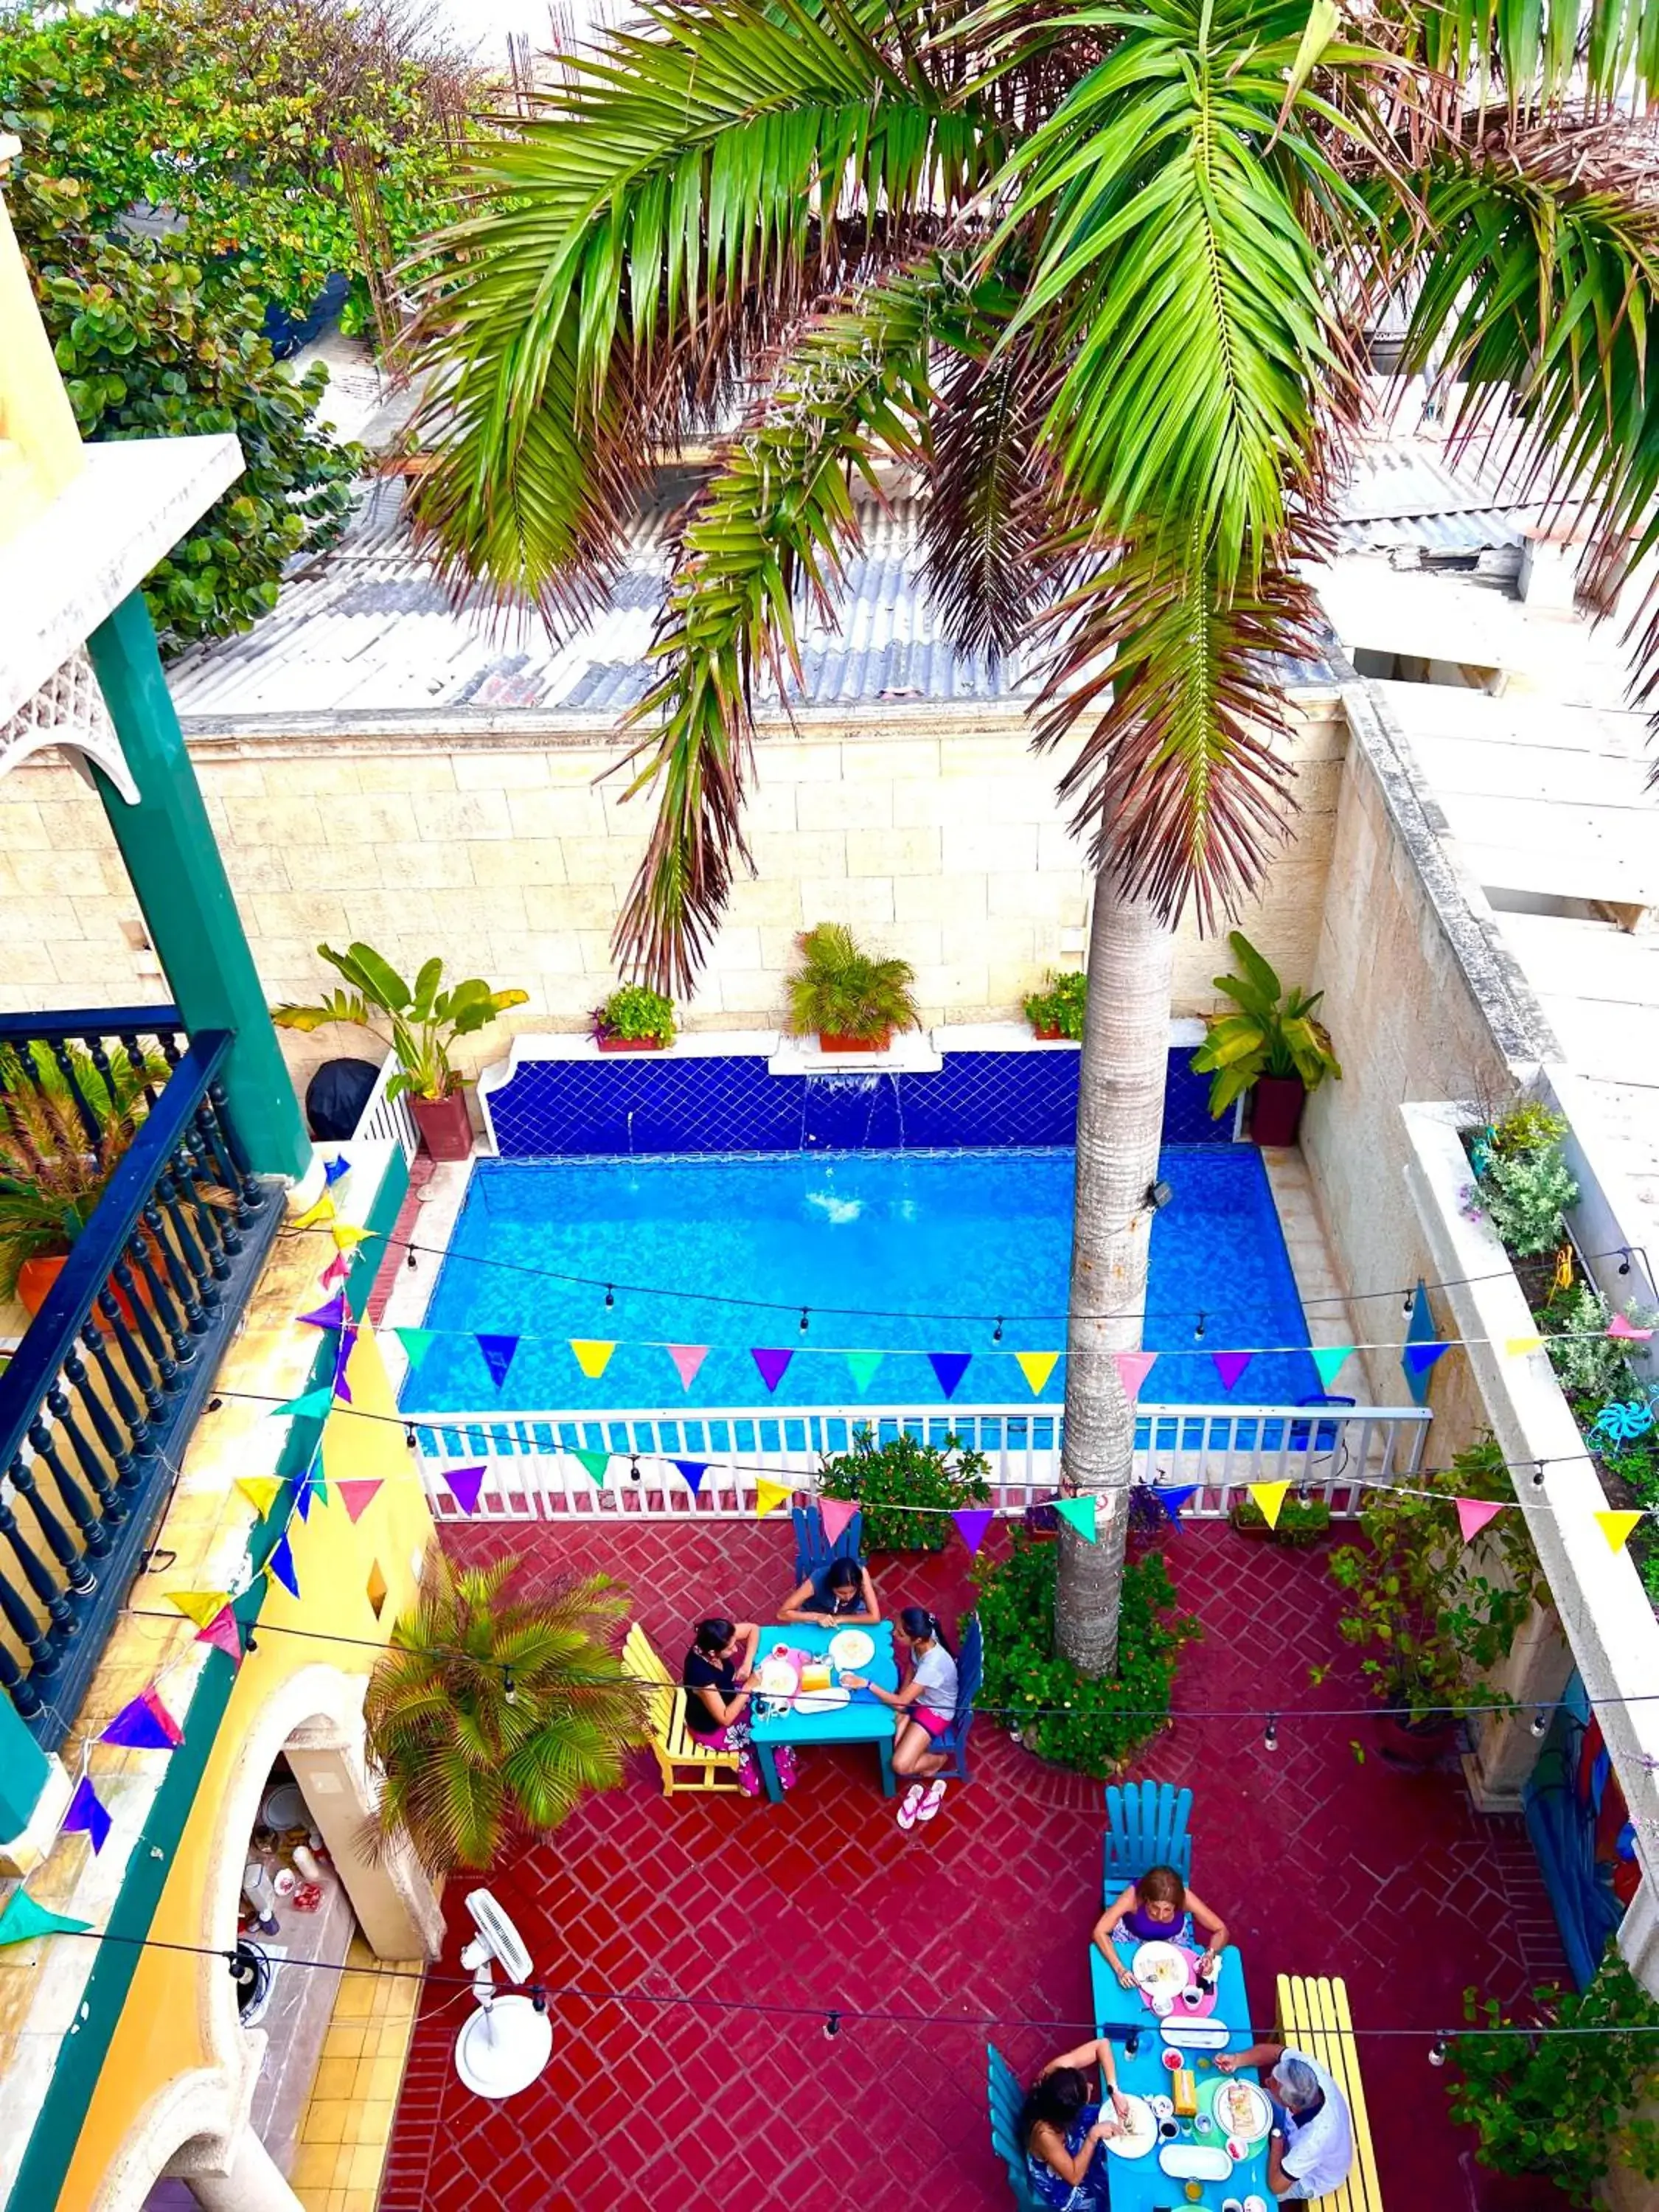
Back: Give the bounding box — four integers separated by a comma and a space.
454, 1997, 553, 2098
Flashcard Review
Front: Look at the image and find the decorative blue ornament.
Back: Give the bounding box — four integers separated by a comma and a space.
1591, 1399, 1656, 1445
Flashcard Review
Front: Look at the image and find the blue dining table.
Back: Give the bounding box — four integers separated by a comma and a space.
748, 1621, 898, 1804
1091, 1941, 1273, 2211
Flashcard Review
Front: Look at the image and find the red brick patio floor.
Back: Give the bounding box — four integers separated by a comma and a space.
380, 1517, 1570, 2212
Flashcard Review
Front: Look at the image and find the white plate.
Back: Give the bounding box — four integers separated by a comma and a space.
795, 1686, 851, 1714
1101, 2094, 1156, 2160
1161, 2017, 1229, 2051
1132, 1940, 1190, 1995
1158, 2143, 1232, 2182
827, 1629, 874, 1668
1214, 2079, 1272, 2143
757, 1659, 798, 1697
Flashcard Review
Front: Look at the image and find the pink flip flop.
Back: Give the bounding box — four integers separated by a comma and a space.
915, 1780, 947, 1822
896, 1784, 927, 1831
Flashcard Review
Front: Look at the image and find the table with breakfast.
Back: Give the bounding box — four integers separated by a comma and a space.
1090, 1931, 1273, 2211
746, 1621, 898, 1804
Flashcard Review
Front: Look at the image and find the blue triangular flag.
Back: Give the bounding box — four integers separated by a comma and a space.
1403, 1340, 1449, 1379
477, 1335, 518, 1390
100, 1688, 183, 1750
1152, 1482, 1200, 1528
928, 1352, 973, 1399
322, 1155, 351, 1186
672, 1460, 709, 1496
63, 1774, 111, 1855
266, 1531, 300, 1599
292, 1458, 324, 1520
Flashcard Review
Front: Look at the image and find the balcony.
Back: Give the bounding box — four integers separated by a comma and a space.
0, 1007, 283, 1747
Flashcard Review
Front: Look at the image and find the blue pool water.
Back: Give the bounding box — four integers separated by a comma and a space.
403, 1146, 1319, 1413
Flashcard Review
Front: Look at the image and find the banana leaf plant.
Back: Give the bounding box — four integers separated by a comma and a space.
273, 942, 528, 1102
1190, 931, 1340, 1120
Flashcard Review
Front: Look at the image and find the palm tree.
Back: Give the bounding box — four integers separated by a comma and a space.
407, 0, 1659, 1673
364, 1554, 646, 1876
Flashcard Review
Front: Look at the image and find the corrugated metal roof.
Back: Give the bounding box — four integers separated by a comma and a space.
1332, 438, 1534, 555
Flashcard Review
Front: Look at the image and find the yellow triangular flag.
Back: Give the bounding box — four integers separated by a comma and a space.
1596, 1510, 1644, 1554
1014, 1351, 1060, 1397
236, 1476, 282, 1517
330, 1221, 373, 1251
1248, 1482, 1290, 1531
291, 1193, 335, 1230
756, 1479, 792, 1519
1505, 1335, 1545, 1357
167, 1590, 233, 1630
570, 1340, 616, 1380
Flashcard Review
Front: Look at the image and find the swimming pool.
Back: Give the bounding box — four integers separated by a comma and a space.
401, 1145, 1320, 1413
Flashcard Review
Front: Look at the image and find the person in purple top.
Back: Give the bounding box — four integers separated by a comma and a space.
1091, 1864, 1230, 1992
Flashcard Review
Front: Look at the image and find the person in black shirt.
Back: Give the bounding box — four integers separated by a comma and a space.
681, 1616, 796, 1796
778, 1554, 879, 1627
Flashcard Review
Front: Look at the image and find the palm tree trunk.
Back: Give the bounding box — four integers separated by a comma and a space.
1055, 859, 1175, 1677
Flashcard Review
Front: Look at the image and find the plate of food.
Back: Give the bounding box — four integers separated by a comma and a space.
827, 1629, 874, 1669
1101, 2094, 1156, 2160
1214, 2078, 1272, 2143
1132, 1940, 1191, 1997
756, 1658, 799, 1697
795, 1685, 851, 1714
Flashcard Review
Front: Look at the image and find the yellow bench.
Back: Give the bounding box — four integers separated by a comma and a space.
1275, 1975, 1384, 2212
624, 1622, 744, 1797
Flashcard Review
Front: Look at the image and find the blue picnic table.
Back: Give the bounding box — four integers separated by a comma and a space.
748, 1621, 899, 1804
1091, 1941, 1273, 2210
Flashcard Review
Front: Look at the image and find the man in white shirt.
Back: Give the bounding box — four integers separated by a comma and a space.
1215, 2041, 1354, 2202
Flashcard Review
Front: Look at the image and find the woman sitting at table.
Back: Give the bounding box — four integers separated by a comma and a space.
778, 1554, 880, 1627
1020, 2039, 1130, 2210
681, 1616, 796, 1797
841, 1604, 958, 1829
1092, 1864, 1229, 1992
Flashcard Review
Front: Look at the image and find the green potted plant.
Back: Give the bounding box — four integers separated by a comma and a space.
1190, 930, 1340, 1144
1228, 1491, 1332, 1545
787, 922, 919, 1054
274, 942, 528, 1161
817, 1429, 990, 1552
591, 984, 675, 1053
1022, 970, 1087, 1043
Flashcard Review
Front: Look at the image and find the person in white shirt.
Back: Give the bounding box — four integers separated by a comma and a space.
1216, 2042, 1354, 2202
839, 1604, 959, 1829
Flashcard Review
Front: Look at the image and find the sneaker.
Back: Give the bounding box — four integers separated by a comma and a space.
896, 1783, 927, 1830
916, 1780, 947, 1822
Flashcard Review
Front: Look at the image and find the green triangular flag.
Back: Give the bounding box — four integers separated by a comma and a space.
573, 1449, 610, 1486
845, 1352, 884, 1393
1055, 1495, 1098, 1543
394, 1328, 434, 1366
269, 1385, 333, 1421
0, 1889, 91, 1950
1310, 1346, 1352, 1393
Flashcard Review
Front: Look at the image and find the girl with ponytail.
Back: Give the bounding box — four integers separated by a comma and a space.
840, 1603, 959, 1830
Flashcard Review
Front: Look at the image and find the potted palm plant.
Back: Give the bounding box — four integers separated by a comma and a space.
274, 943, 528, 1161
364, 1553, 645, 1876
1022, 970, 1087, 1042
787, 922, 919, 1054
591, 984, 675, 1052
1190, 931, 1340, 1145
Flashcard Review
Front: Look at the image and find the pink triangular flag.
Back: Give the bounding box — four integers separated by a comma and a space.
1211, 1352, 1252, 1393
336, 1479, 383, 1524
1610, 1314, 1655, 1341
819, 1498, 860, 1546
667, 1344, 709, 1390
1113, 1350, 1158, 1402
319, 1251, 351, 1290
195, 1606, 245, 1664
1456, 1498, 1506, 1545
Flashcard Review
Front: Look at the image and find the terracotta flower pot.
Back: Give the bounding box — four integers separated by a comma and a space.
19, 1250, 149, 1326
408, 1086, 473, 1161
818, 1029, 893, 1054
595, 1034, 668, 1053
1373, 1707, 1456, 1771
1249, 1074, 1307, 1146
1032, 1023, 1067, 1043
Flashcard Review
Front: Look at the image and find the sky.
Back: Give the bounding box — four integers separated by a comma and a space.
433, 0, 605, 66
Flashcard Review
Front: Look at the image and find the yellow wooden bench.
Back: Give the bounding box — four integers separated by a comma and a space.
624, 1621, 743, 1797
1275, 1974, 1384, 2212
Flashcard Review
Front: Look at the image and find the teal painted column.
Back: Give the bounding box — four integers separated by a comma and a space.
0, 1700, 52, 1843
86, 591, 310, 1180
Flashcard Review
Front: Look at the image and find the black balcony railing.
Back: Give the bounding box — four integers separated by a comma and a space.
0, 1012, 284, 1747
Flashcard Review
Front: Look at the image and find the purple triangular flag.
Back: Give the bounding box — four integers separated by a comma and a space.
952, 1507, 995, 1554
100, 1687, 183, 1750
267, 1531, 300, 1599
332, 1323, 357, 1405
477, 1335, 518, 1390
673, 1460, 709, 1496
928, 1352, 973, 1399
298, 1293, 347, 1331
63, 1774, 112, 1854
1211, 1352, 1252, 1393
751, 1347, 793, 1394
445, 1464, 486, 1516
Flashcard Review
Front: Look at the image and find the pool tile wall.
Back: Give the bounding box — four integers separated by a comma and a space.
488, 1046, 1224, 1158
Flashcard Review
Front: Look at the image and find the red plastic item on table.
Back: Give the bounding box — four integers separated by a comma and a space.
290, 1882, 324, 1913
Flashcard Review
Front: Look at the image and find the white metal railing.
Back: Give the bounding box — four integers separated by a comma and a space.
350, 1054, 418, 1164
407, 1401, 1433, 1524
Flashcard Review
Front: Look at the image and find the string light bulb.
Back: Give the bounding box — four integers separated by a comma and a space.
799, 1307, 810, 1333
1402, 1287, 1414, 1317
503, 1668, 517, 1705
629, 1455, 641, 1483
406, 1247, 417, 1269
1531, 1463, 1547, 1489
1263, 1713, 1279, 1753
992, 1317, 1004, 1344
1530, 1705, 1549, 1738
824, 2010, 841, 2039
1194, 1311, 1207, 1341
1620, 1248, 1632, 1275
1428, 2037, 1449, 2068
604, 1284, 615, 1310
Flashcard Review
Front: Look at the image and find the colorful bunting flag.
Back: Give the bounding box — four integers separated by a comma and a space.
1402, 1341, 1450, 1379
1311, 1346, 1354, 1391
666, 1344, 709, 1391
1505, 1335, 1545, 1359
1596, 1510, 1644, 1554
292, 1460, 327, 1520
0, 1890, 91, 1950
291, 1193, 335, 1231
1150, 1483, 1200, 1528
751, 1348, 794, 1394
196, 1606, 246, 1664
1055, 1495, 1098, 1543
322, 1155, 352, 1186
270, 1385, 333, 1422
951, 1506, 995, 1554
573, 1450, 611, 1486
394, 1327, 434, 1366
298, 1293, 347, 1331
63, 1775, 111, 1855
167, 1590, 232, 1631
331, 1324, 357, 1405
1248, 1481, 1290, 1531
672, 1459, 709, 1496
819, 1498, 860, 1547
928, 1352, 973, 1399
477, 1334, 519, 1389
265, 1532, 301, 1600
236, 1476, 282, 1519
845, 1351, 884, 1394
335, 1479, 383, 1524
100, 1686, 183, 1750
1113, 1351, 1158, 1402
1014, 1352, 1059, 1397
1455, 1498, 1506, 1545
319, 1252, 351, 1291
569, 1340, 615, 1382
444, 1465, 486, 1517
1609, 1315, 1655, 1342
330, 1221, 373, 1251
1211, 1352, 1252, 1394
756, 1478, 792, 1518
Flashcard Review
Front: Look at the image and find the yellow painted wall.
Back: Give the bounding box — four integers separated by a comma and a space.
54, 1315, 434, 2211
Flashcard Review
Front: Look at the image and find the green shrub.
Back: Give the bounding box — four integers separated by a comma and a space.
1487, 1100, 1569, 1158
818, 1429, 990, 1554
1022, 970, 1088, 1040
1540, 1280, 1654, 1403
972, 1532, 1199, 1775
594, 985, 675, 1046
1228, 1492, 1332, 1545
1446, 1952, 1659, 2207
787, 923, 919, 1043
1477, 1143, 1579, 1257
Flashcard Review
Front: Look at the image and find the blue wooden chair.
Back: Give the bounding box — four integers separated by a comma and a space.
1103, 1779, 1193, 1902
987, 2041, 1042, 2208
932, 1614, 984, 1784
791, 1503, 863, 1582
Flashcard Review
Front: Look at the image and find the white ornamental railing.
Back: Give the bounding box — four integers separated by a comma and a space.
349, 1052, 419, 1164
407, 1401, 1433, 1525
